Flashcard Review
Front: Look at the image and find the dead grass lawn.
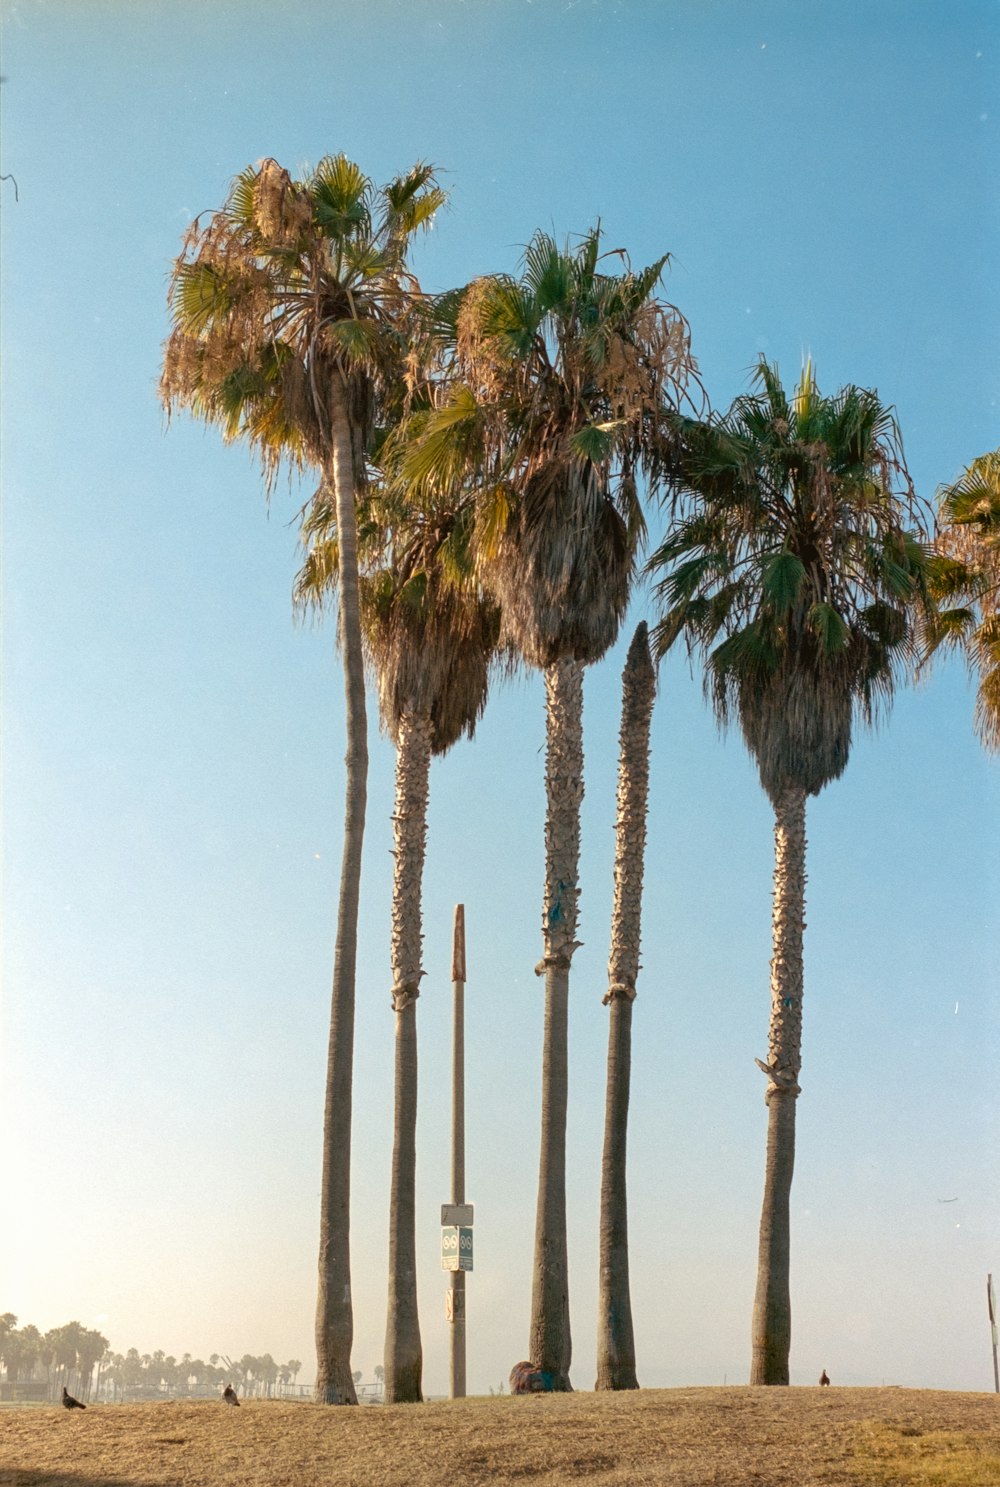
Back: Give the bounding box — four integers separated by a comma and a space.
0, 1387, 996, 1487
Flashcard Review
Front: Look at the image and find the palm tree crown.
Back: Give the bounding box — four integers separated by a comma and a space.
296, 480, 501, 753
413, 226, 696, 665
651, 359, 930, 801
926, 449, 1000, 751
161, 154, 445, 478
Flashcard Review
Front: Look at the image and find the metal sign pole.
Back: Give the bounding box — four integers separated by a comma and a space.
989, 1273, 999, 1394
450, 905, 467, 1399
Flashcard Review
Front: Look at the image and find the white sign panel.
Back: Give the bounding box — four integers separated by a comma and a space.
441, 1203, 474, 1227
440, 1226, 473, 1272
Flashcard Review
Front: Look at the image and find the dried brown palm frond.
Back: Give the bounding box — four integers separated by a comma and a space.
485, 461, 633, 668
364, 567, 501, 752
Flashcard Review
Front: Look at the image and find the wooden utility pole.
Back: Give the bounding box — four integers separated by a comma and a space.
449, 904, 467, 1399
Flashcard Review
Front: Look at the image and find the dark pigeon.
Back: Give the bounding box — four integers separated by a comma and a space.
819, 1370, 831, 1386
222, 1384, 240, 1406
62, 1387, 86, 1410
509, 1361, 555, 1395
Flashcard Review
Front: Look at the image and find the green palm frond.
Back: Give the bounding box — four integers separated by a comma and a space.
939, 450, 1000, 532
522, 232, 572, 312
226, 166, 259, 230
174, 263, 241, 334
397, 387, 483, 494
381, 163, 446, 242
569, 422, 623, 463
761, 552, 806, 613
310, 154, 372, 238
574, 226, 601, 289
808, 603, 849, 656
383, 162, 436, 213
293, 537, 340, 614
658, 551, 729, 609
874, 538, 921, 599
652, 601, 692, 657
711, 623, 778, 686
628, 254, 670, 307
322, 317, 379, 366
750, 360, 790, 424
923, 606, 978, 653
338, 239, 390, 284
394, 184, 448, 236
475, 274, 537, 345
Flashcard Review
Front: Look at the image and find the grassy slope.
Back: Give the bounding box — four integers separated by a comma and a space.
0, 1388, 997, 1487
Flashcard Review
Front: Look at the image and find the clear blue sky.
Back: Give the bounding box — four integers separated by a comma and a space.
1, 0, 997, 1394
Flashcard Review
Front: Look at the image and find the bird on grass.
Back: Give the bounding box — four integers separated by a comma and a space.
819, 1370, 831, 1387
222, 1384, 240, 1406
62, 1387, 86, 1410
509, 1361, 555, 1395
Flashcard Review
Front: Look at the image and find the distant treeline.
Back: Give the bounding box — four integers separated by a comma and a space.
0, 1314, 304, 1403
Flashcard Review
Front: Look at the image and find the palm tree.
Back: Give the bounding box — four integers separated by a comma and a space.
0, 1320, 41, 1390
413, 229, 694, 1386
161, 155, 445, 1403
47, 1323, 85, 1397
297, 473, 501, 1403
595, 622, 656, 1391
76, 1327, 109, 1401
925, 450, 1000, 751
649, 359, 930, 1384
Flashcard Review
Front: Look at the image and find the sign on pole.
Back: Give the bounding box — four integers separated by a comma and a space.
440, 1226, 473, 1272
442, 1203, 474, 1227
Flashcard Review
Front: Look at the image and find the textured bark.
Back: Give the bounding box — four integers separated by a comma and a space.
596, 624, 655, 1391
596, 995, 637, 1390
529, 656, 584, 1390
384, 711, 432, 1404
314, 376, 367, 1406
750, 785, 807, 1386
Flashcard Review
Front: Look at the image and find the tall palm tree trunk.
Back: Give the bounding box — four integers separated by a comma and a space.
596, 624, 655, 1391
315, 375, 367, 1406
750, 784, 807, 1386
384, 710, 431, 1404
529, 655, 584, 1390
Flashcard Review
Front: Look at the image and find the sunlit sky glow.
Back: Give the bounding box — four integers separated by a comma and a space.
1, 0, 997, 1395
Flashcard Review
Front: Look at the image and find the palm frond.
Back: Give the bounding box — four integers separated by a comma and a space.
569, 422, 622, 463
808, 602, 849, 656
761, 551, 806, 613
225, 166, 259, 230
310, 154, 372, 239
522, 232, 571, 312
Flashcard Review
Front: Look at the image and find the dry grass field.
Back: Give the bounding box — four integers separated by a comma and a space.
0, 1387, 997, 1487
